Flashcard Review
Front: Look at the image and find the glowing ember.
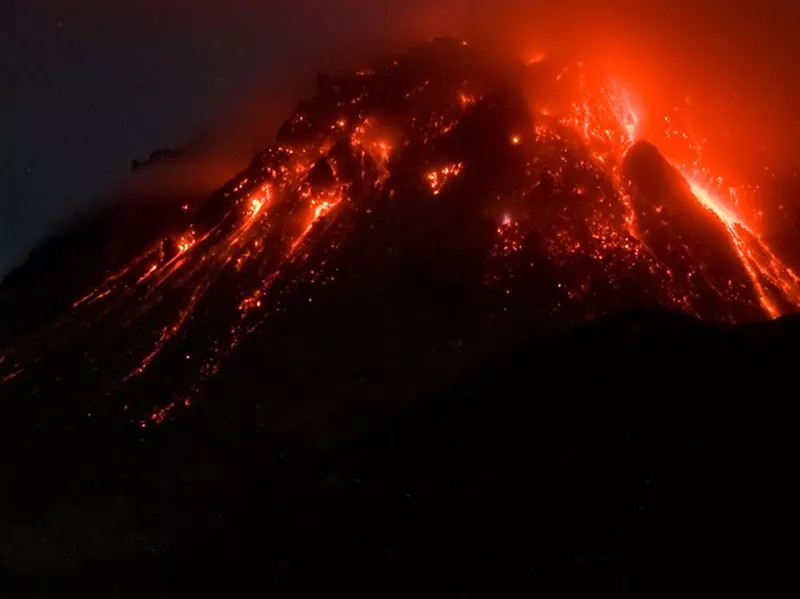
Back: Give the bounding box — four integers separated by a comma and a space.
426, 163, 464, 196
247, 196, 265, 220
125, 290, 205, 381
142, 400, 181, 427
176, 231, 196, 254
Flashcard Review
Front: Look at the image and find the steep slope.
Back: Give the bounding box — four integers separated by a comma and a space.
0, 38, 797, 428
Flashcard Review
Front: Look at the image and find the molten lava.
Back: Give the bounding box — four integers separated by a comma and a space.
426, 163, 465, 196
1, 38, 797, 427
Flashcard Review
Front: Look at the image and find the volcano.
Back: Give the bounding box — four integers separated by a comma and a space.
2, 38, 797, 425
2, 39, 800, 595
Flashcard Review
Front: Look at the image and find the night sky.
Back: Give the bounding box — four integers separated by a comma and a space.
0, 1, 429, 278
3, 1, 800, 278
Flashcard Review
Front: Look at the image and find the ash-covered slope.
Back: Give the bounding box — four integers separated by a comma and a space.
1, 38, 798, 429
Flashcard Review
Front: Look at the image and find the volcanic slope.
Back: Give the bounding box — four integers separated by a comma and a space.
1, 38, 798, 429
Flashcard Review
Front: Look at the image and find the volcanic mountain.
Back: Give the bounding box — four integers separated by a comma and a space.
2, 39, 800, 594
1, 38, 797, 426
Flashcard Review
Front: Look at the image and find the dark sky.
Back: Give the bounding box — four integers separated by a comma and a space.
3, 1, 800, 278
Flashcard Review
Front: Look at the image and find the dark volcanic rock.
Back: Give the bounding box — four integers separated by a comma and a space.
622, 141, 765, 320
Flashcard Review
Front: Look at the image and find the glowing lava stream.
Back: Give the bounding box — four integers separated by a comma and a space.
681, 175, 800, 318
123, 184, 275, 381
289, 188, 345, 255
594, 77, 800, 319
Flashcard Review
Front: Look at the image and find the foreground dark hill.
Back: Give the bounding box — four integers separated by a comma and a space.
2, 308, 799, 596
1, 38, 799, 595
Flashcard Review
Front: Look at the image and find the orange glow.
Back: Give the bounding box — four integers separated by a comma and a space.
176, 231, 196, 254
426, 163, 464, 195
606, 73, 798, 317
529, 60, 800, 318
246, 195, 266, 220
349, 117, 372, 147
291, 187, 345, 255
510, 134, 522, 146
527, 52, 546, 65
372, 140, 393, 165
607, 84, 639, 144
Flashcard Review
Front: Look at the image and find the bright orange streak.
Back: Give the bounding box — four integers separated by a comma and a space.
684, 177, 777, 316
290, 188, 345, 255
247, 196, 265, 220
70, 250, 154, 308
136, 263, 159, 284
119, 182, 276, 382
682, 175, 800, 317
685, 178, 749, 233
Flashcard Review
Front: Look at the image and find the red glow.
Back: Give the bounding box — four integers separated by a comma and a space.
527, 52, 546, 65
459, 92, 476, 108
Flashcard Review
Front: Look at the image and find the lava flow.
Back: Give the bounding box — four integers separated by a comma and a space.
1, 38, 798, 427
